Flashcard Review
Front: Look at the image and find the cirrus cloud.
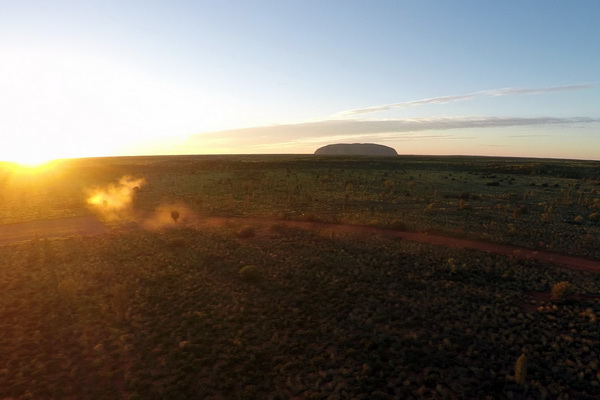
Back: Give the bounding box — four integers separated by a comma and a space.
335, 84, 598, 116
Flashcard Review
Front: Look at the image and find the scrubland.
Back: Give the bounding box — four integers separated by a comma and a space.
2, 155, 598, 258
0, 155, 599, 399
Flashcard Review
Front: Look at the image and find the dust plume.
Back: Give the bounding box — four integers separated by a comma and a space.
86, 176, 145, 221
142, 203, 195, 230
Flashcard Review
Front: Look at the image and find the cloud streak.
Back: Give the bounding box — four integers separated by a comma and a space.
336, 84, 598, 116
186, 116, 600, 149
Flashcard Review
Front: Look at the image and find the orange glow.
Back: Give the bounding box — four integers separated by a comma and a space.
1, 142, 66, 167
11, 158, 54, 169
3, 159, 62, 177
86, 176, 145, 221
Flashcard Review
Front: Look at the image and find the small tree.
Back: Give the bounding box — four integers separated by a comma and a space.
171, 210, 180, 223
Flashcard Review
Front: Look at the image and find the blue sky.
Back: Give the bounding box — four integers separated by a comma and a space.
1, 1, 599, 162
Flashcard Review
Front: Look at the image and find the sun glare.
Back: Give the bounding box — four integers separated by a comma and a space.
6, 161, 53, 176
3, 151, 59, 169
13, 157, 56, 169
2, 153, 63, 176
2, 141, 70, 170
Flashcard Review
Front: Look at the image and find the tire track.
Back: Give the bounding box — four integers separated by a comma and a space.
1, 214, 598, 273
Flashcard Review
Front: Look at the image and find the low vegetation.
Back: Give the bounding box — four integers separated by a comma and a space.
0, 155, 599, 398
238, 264, 262, 282
1, 155, 598, 258
0, 225, 598, 399
550, 281, 570, 303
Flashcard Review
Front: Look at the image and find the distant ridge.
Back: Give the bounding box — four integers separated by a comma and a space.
314, 143, 398, 156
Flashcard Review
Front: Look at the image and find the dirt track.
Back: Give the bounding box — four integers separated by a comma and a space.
1, 214, 598, 273
0, 215, 108, 244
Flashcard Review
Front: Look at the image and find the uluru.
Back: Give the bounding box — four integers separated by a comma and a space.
314, 143, 398, 156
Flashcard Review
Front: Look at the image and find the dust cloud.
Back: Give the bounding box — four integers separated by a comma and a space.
142, 203, 194, 230
86, 177, 198, 229
86, 176, 145, 222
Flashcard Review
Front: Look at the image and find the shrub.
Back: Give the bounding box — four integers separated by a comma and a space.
58, 278, 77, 310
458, 199, 472, 211
301, 213, 316, 222
166, 238, 186, 249
236, 225, 256, 238
388, 219, 408, 231
238, 265, 262, 282
550, 281, 569, 303
111, 284, 129, 322
507, 224, 517, 235
514, 353, 527, 384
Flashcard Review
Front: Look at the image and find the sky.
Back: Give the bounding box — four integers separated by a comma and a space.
1, 1, 599, 163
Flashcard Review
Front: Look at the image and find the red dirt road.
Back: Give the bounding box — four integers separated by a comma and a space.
1, 214, 598, 273
194, 216, 600, 273
0, 215, 108, 244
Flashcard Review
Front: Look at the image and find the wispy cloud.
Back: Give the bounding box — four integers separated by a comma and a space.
507, 134, 551, 138
336, 84, 598, 116
186, 116, 600, 149
487, 84, 596, 96
252, 133, 461, 149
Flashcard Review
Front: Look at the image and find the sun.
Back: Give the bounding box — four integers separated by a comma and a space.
12, 156, 56, 169
3, 159, 59, 177
1, 135, 75, 169
0, 145, 66, 175
2, 150, 59, 169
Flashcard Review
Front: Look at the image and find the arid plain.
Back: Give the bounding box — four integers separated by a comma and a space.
1, 155, 599, 399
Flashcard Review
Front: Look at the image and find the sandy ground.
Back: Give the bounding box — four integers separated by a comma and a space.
0, 214, 598, 273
